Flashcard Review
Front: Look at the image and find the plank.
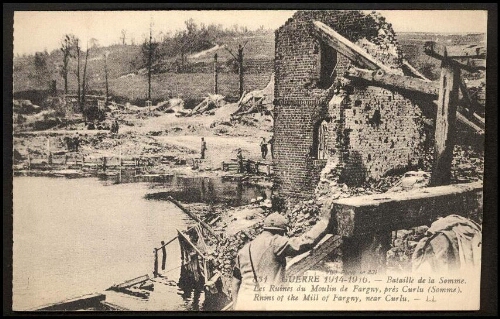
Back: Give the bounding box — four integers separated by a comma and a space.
424, 41, 486, 72
110, 274, 150, 289
312, 21, 393, 73
168, 197, 221, 242
346, 66, 439, 96
430, 61, 460, 186
286, 234, 342, 277
34, 293, 106, 311
424, 41, 486, 59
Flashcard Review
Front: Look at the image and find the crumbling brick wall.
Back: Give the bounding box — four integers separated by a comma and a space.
274, 10, 432, 199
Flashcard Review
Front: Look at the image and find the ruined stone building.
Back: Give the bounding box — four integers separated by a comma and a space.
273, 10, 437, 198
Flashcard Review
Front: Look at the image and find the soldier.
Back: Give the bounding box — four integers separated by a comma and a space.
260, 137, 268, 159
236, 148, 244, 173
231, 208, 333, 310
73, 132, 80, 152
200, 137, 207, 159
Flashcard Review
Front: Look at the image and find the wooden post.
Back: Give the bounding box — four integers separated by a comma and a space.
153, 249, 159, 278
47, 138, 51, 163
213, 53, 218, 95
119, 148, 123, 183
430, 57, 460, 186
238, 44, 244, 98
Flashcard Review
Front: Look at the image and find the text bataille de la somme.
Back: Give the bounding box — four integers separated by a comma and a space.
249, 274, 468, 303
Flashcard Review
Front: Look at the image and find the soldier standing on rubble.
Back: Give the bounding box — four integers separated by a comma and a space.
237, 148, 244, 173
200, 137, 207, 159
231, 207, 333, 310
268, 135, 274, 159
260, 137, 268, 159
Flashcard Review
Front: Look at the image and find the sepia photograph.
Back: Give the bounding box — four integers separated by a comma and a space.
4, 4, 497, 314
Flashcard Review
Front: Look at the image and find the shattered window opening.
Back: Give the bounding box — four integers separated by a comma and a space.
318, 41, 338, 89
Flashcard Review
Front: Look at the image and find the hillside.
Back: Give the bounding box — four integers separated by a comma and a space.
13, 31, 276, 104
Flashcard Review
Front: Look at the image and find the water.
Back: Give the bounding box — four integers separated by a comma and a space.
98, 169, 271, 206
12, 177, 194, 311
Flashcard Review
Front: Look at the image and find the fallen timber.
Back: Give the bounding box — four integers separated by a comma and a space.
312, 19, 485, 135
33, 293, 108, 311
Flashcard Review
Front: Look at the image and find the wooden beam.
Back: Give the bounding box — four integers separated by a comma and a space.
456, 112, 484, 135
346, 66, 439, 96
34, 293, 106, 311
168, 196, 221, 242
424, 41, 486, 72
402, 59, 432, 82
459, 79, 484, 114
429, 60, 460, 186
286, 234, 342, 277
424, 41, 486, 59
109, 274, 150, 289
312, 21, 393, 73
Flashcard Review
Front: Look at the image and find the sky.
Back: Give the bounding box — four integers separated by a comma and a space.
13, 10, 488, 56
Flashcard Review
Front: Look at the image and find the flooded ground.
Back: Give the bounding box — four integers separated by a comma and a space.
12, 176, 194, 311
12, 174, 271, 311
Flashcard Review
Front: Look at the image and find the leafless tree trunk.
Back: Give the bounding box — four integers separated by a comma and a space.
60, 34, 74, 94
74, 38, 82, 112
214, 53, 218, 94
82, 44, 89, 115
120, 29, 127, 45
148, 24, 153, 101
104, 52, 109, 105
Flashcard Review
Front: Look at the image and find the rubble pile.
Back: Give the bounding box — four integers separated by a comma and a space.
177, 94, 226, 117
285, 200, 322, 237
212, 219, 265, 277
451, 145, 484, 183
231, 74, 274, 118
359, 12, 404, 70
386, 226, 429, 272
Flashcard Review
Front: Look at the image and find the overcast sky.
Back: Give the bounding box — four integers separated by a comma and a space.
13, 10, 488, 55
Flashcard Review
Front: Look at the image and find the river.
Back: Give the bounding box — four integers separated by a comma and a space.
12, 176, 194, 311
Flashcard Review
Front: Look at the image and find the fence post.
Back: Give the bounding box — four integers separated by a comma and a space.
153, 249, 159, 278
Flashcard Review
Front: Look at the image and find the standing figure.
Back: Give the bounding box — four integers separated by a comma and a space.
114, 119, 119, 134
268, 135, 274, 159
231, 210, 332, 310
73, 133, 80, 152
237, 148, 244, 174
200, 137, 207, 159
260, 137, 268, 160
161, 240, 167, 271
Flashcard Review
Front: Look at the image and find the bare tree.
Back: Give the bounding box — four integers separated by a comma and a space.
104, 51, 110, 105
120, 29, 127, 45
73, 37, 82, 110
82, 43, 89, 115
60, 34, 75, 94
225, 41, 249, 98
143, 21, 162, 100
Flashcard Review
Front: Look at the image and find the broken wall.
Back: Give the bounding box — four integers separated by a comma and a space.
273, 10, 432, 200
